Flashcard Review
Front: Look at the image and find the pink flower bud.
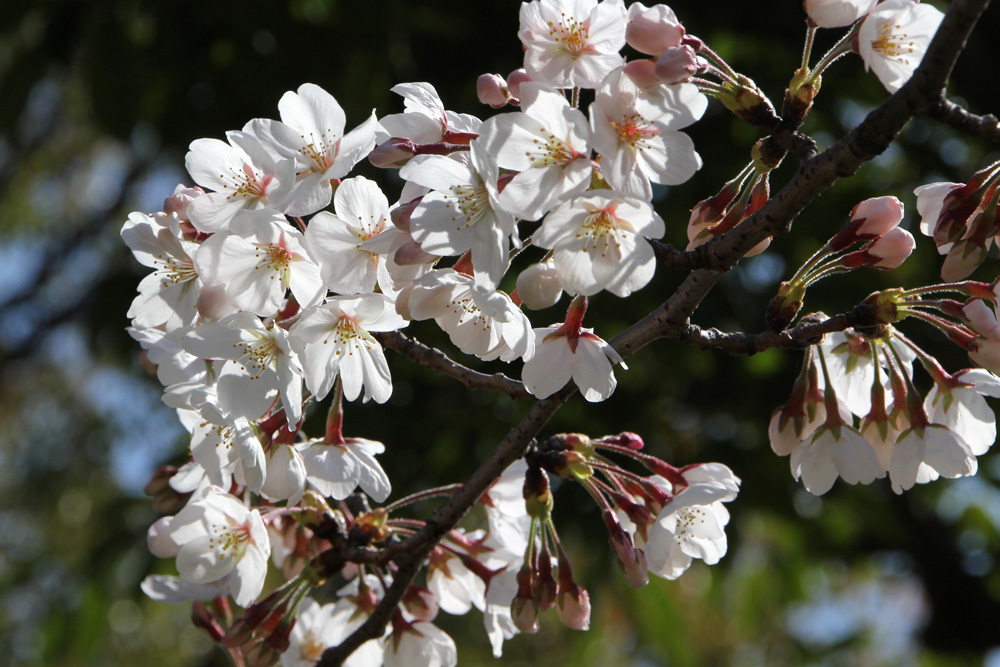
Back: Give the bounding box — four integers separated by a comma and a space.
516, 260, 563, 310
850, 195, 904, 238
868, 228, 914, 268
402, 585, 439, 623
197, 284, 240, 321
963, 299, 1000, 336
368, 138, 416, 168
622, 59, 660, 91
626, 2, 685, 56
394, 240, 437, 266
557, 585, 591, 631
654, 45, 702, 84
164, 184, 204, 220
477, 73, 510, 108
506, 68, 532, 101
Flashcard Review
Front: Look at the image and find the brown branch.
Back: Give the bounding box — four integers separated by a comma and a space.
678, 305, 881, 356
320, 1, 991, 663
374, 330, 530, 399
928, 98, 1000, 143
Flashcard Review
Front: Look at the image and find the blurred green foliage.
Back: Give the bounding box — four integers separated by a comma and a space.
1, 0, 999, 665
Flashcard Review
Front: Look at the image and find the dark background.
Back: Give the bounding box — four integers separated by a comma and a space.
1, 0, 999, 664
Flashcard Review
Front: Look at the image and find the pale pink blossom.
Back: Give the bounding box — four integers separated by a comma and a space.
184, 132, 295, 232
533, 192, 664, 297
889, 425, 977, 494
251, 83, 379, 217
291, 294, 407, 403
478, 83, 592, 221
194, 208, 325, 317
515, 259, 564, 310
626, 2, 685, 55
521, 317, 625, 402
167, 487, 271, 607
299, 436, 391, 502
518, 0, 627, 89
858, 0, 944, 93
477, 73, 510, 108
868, 228, 915, 268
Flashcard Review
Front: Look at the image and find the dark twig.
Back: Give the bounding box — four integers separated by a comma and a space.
374, 330, 530, 399
928, 98, 1000, 143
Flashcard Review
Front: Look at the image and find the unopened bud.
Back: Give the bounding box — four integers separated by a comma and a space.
868, 228, 915, 268
164, 184, 204, 220
390, 198, 421, 233
804, 0, 878, 29
369, 138, 416, 168
557, 585, 591, 631
626, 2, 685, 55
523, 466, 553, 519
477, 73, 510, 108
516, 260, 564, 310
654, 45, 702, 84
622, 58, 661, 91
506, 68, 532, 101
852, 196, 905, 238
191, 602, 226, 642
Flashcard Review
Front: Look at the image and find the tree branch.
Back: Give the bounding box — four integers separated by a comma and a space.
928, 98, 1000, 143
374, 330, 530, 399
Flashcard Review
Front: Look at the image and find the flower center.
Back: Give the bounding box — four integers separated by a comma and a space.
234, 333, 280, 380
548, 15, 591, 57
299, 129, 339, 172
208, 520, 251, 560
578, 208, 632, 258
610, 114, 658, 151
156, 254, 198, 289
225, 162, 274, 201
327, 315, 375, 355
527, 128, 580, 168
871, 22, 916, 62
674, 506, 708, 545
255, 242, 292, 282
444, 183, 490, 230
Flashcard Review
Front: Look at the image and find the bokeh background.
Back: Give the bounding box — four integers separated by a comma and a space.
2, 0, 999, 665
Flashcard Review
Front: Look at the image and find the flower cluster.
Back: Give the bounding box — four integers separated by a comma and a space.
123, 0, 967, 664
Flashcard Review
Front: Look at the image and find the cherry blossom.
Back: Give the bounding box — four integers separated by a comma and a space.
183, 312, 305, 426
122, 211, 202, 331
805, 0, 877, 29
291, 294, 407, 402
590, 68, 704, 199
478, 82, 592, 221
518, 0, 627, 89
251, 83, 379, 217
280, 598, 342, 667
401, 141, 517, 290
400, 269, 534, 362
299, 436, 391, 502
166, 487, 270, 607
521, 298, 625, 401
888, 424, 977, 494
924, 369, 1000, 457
857, 0, 945, 93
377, 81, 481, 146
306, 176, 394, 295
184, 131, 295, 232
533, 191, 664, 297
194, 208, 325, 317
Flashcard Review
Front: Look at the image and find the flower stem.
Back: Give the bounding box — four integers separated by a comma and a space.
384, 484, 464, 513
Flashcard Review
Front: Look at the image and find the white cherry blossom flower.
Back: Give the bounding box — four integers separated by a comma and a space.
167, 486, 270, 607
184, 131, 295, 232
428, 549, 487, 616
300, 436, 391, 502
384, 620, 457, 667
281, 598, 342, 667
377, 81, 482, 145
194, 208, 325, 317
401, 269, 534, 362
791, 420, 882, 495
291, 294, 407, 402
518, 0, 627, 89
251, 83, 379, 217
478, 83, 592, 221
521, 298, 624, 401
401, 141, 517, 290
533, 191, 664, 297
642, 484, 734, 580
306, 176, 394, 295
127, 326, 206, 387
857, 0, 945, 93
183, 312, 305, 426
122, 211, 202, 331
924, 369, 1000, 457
889, 424, 977, 493
590, 68, 704, 199
140, 574, 229, 603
